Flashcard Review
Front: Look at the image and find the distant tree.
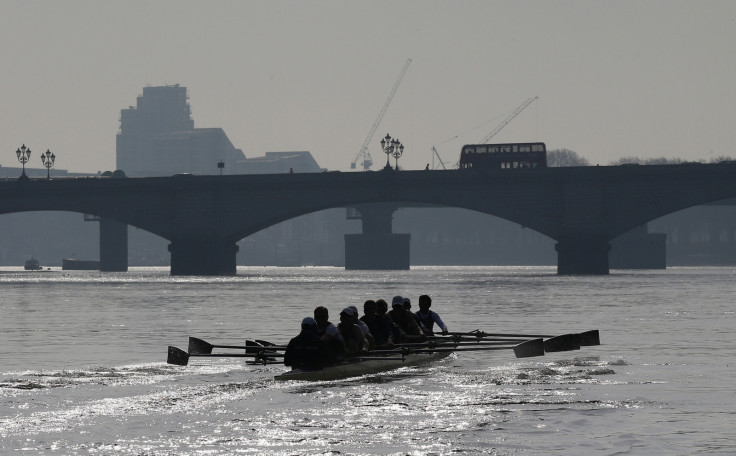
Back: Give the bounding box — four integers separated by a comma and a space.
608, 156, 698, 166
709, 155, 736, 163
547, 148, 590, 167
609, 156, 643, 165
645, 157, 685, 165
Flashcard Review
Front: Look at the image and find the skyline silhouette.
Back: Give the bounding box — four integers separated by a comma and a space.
1, 1, 734, 174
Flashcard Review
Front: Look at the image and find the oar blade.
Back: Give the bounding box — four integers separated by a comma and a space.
167, 346, 190, 366
245, 339, 265, 355
543, 334, 581, 352
578, 330, 600, 346
255, 339, 278, 347
513, 338, 545, 358
188, 337, 214, 354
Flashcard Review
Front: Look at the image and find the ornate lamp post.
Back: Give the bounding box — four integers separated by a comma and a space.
16, 144, 31, 180
217, 160, 224, 175
41, 149, 55, 179
392, 140, 404, 170
381, 133, 392, 169
380, 133, 403, 170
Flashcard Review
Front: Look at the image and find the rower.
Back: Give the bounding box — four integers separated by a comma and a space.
338, 307, 369, 355
314, 306, 346, 361
403, 297, 425, 334
415, 294, 449, 335
360, 299, 395, 348
349, 305, 375, 350
284, 317, 333, 369
376, 299, 403, 344
388, 295, 425, 343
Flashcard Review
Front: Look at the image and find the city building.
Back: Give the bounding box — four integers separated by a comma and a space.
116, 85, 245, 176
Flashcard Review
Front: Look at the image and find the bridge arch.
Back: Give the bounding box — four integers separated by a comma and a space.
3, 163, 736, 274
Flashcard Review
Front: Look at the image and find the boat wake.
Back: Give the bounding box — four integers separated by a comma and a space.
1, 355, 640, 455
0, 361, 278, 439
0, 363, 212, 396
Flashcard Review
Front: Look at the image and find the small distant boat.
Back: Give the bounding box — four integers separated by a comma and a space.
24, 258, 42, 271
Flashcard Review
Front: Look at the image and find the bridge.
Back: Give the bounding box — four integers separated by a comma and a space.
2, 163, 736, 275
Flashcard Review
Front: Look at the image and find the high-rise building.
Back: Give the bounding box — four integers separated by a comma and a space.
116, 84, 245, 176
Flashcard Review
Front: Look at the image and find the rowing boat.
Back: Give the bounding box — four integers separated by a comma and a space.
274, 350, 452, 381
168, 331, 596, 381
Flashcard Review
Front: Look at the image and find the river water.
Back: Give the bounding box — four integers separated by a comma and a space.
0, 266, 734, 455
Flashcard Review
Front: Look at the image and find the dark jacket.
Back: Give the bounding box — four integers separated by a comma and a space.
284, 328, 332, 369
361, 314, 394, 345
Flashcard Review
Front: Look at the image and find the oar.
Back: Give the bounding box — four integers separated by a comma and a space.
396, 340, 525, 348
188, 337, 252, 355
246, 360, 284, 365
254, 336, 558, 356
400, 333, 581, 356
448, 330, 600, 346
246, 340, 287, 354
354, 356, 407, 361
427, 336, 530, 344
168, 346, 284, 366
439, 333, 580, 353
369, 338, 545, 358
514, 338, 545, 358
188, 337, 288, 355
542, 333, 580, 352
578, 330, 600, 346
254, 339, 280, 347
412, 339, 545, 358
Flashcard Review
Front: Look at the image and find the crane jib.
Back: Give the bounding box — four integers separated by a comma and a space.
351, 58, 412, 171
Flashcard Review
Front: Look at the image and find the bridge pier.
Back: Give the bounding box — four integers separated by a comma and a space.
345, 234, 411, 269
555, 234, 611, 275
345, 203, 410, 270
99, 218, 128, 272
610, 225, 667, 269
168, 237, 239, 275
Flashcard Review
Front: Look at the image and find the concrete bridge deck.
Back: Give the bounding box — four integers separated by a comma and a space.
2, 162, 735, 275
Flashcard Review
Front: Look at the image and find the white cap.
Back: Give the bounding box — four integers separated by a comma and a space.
340, 307, 356, 317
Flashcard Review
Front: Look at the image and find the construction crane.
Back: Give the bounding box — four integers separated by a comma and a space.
431, 146, 447, 170
479, 96, 538, 144
351, 58, 412, 170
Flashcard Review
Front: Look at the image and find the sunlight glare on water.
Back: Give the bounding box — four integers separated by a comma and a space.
1, 266, 735, 455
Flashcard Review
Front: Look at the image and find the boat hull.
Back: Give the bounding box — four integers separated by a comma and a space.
274, 350, 451, 381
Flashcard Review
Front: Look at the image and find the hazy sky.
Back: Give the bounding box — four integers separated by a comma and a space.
1, 1, 735, 174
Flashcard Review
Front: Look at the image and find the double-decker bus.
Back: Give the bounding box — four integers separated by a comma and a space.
459, 142, 547, 169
